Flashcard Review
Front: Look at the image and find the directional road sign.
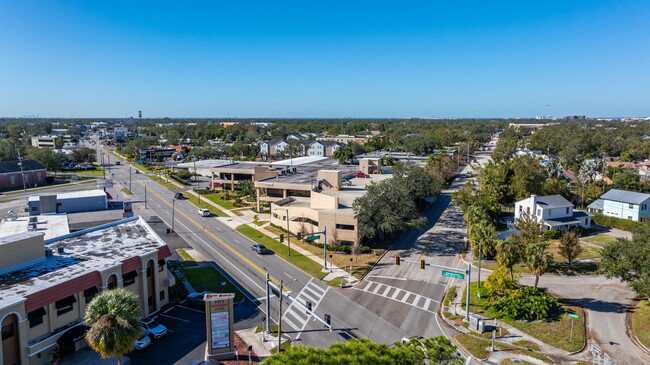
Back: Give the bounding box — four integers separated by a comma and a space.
567, 313, 579, 319
442, 270, 465, 279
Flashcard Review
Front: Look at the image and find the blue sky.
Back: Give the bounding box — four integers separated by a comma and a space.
1, 1, 648, 118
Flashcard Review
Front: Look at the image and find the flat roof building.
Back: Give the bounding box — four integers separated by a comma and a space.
28, 190, 108, 215
0, 217, 173, 365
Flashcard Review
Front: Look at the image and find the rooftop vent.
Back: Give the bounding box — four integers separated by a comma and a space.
45, 248, 53, 258
57, 245, 65, 254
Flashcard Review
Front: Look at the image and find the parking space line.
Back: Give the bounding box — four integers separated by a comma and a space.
160, 313, 191, 322
177, 305, 204, 313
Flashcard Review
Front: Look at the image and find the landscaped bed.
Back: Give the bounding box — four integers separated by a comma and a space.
462, 281, 586, 353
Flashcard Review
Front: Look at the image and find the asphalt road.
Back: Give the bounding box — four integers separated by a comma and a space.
97, 144, 414, 358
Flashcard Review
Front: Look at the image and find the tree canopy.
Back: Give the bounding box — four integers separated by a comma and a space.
600, 222, 650, 299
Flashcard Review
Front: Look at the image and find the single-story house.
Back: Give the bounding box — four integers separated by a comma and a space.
596, 189, 650, 222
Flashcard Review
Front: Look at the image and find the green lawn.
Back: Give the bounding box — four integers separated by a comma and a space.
326, 277, 347, 287
132, 163, 156, 174
631, 299, 650, 349
462, 281, 585, 352
176, 248, 198, 265
547, 241, 602, 262
455, 334, 490, 360
121, 187, 133, 195
202, 192, 237, 210
236, 224, 328, 280
583, 234, 620, 247
180, 266, 244, 303
150, 175, 183, 189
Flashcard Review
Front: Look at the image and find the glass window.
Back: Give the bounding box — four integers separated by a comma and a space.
28, 307, 47, 328
123, 271, 138, 286
160, 290, 165, 301
629, 203, 634, 209
55, 295, 77, 316
1, 324, 14, 340
566, 207, 569, 214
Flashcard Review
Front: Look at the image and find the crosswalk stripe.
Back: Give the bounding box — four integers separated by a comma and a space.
371, 283, 385, 294
282, 316, 301, 331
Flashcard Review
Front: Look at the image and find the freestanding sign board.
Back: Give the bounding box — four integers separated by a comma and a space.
123, 201, 133, 218
204, 293, 235, 361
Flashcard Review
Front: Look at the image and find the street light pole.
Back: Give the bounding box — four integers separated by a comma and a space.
171, 198, 176, 233
323, 226, 328, 270
129, 166, 132, 192
285, 209, 291, 256
464, 237, 483, 289
278, 280, 283, 352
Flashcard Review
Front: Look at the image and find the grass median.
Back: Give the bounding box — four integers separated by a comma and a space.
184, 193, 228, 217
631, 299, 650, 349
236, 224, 328, 280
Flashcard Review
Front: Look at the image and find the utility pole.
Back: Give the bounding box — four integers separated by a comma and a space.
144, 186, 147, 209
323, 226, 328, 270
16, 148, 27, 191
265, 272, 271, 336
171, 198, 176, 233
285, 209, 291, 256
129, 166, 132, 192
278, 280, 283, 352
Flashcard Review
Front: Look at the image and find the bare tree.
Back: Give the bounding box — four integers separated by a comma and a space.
298, 216, 308, 236
329, 228, 340, 248
351, 236, 362, 262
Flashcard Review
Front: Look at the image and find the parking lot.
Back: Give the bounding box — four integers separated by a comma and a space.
128, 303, 206, 364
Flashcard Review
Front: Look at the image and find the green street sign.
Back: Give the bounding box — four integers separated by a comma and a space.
567, 314, 579, 319
306, 235, 320, 241
442, 270, 465, 279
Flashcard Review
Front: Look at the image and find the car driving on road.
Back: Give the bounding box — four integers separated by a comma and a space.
251, 244, 270, 254
198, 208, 210, 217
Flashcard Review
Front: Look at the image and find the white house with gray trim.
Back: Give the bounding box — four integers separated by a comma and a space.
596, 189, 650, 222
514, 194, 592, 230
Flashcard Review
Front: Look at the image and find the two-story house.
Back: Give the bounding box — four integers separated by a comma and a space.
590, 189, 650, 222
514, 194, 592, 231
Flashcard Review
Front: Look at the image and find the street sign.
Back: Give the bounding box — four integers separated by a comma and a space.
442, 270, 465, 279
305, 235, 320, 241
567, 313, 579, 319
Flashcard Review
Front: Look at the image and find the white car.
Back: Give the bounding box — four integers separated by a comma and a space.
134, 335, 151, 350
140, 319, 167, 339
198, 208, 210, 217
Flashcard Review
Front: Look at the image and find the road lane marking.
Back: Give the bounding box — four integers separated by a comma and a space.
137, 182, 283, 287
176, 305, 204, 313
367, 275, 407, 281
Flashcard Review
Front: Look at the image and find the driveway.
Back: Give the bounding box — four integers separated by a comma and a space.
519, 274, 650, 364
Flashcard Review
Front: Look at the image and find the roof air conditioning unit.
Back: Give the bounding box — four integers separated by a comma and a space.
57, 245, 65, 254
45, 249, 53, 258
29, 217, 38, 223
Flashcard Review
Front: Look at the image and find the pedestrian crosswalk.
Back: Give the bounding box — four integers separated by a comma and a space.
353, 281, 439, 313
281, 280, 328, 333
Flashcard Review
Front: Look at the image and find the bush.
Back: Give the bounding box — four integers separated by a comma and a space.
593, 213, 644, 231
360, 246, 371, 254
543, 230, 561, 239
492, 286, 558, 320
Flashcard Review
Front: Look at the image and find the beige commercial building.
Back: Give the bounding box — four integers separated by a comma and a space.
0, 217, 173, 365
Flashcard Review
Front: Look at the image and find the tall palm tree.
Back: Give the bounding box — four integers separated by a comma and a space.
496, 237, 524, 280
524, 242, 554, 288
84, 288, 142, 365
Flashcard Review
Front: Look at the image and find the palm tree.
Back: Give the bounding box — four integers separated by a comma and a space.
496, 237, 524, 280
84, 288, 142, 365
333, 146, 354, 165
524, 242, 554, 288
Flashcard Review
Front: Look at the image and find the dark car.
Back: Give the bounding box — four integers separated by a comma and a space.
186, 291, 215, 306
174, 193, 185, 200
251, 244, 270, 254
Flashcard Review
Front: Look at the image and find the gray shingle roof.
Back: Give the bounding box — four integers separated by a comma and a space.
0, 160, 46, 173
601, 189, 650, 204
536, 195, 573, 207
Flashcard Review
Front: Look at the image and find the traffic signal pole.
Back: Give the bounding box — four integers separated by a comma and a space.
395, 256, 472, 321
265, 277, 332, 332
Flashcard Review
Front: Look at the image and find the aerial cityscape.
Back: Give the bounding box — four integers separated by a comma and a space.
1, 1, 649, 365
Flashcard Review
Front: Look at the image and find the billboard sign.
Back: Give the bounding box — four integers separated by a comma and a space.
204, 293, 235, 360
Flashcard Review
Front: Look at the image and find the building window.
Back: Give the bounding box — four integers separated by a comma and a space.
146, 266, 153, 278
1, 324, 14, 340
123, 271, 138, 286
84, 286, 99, 304
566, 207, 569, 214
28, 307, 47, 328
537, 209, 541, 216
55, 295, 77, 316
148, 296, 154, 307
31, 206, 38, 211
158, 259, 165, 272
160, 290, 166, 301
628, 216, 633, 220
629, 203, 634, 209
335, 224, 355, 231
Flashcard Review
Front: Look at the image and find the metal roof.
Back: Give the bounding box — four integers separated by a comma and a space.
601, 189, 650, 204
588, 199, 604, 210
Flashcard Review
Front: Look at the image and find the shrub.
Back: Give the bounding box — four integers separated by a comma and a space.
492, 286, 558, 320
593, 213, 643, 231
484, 266, 518, 297
360, 246, 371, 254
543, 230, 561, 240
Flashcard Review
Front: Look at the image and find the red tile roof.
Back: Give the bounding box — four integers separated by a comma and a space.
121, 257, 142, 274
24, 271, 101, 313
158, 245, 172, 260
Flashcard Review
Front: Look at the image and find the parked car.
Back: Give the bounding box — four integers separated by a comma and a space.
198, 208, 211, 217
251, 244, 270, 254
352, 172, 370, 178
139, 319, 167, 339
115, 161, 121, 165
207, 182, 222, 188
174, 193, 185, 200
135, 170, 141, 174
186, 291, 215, 306
134, 335, 152, 350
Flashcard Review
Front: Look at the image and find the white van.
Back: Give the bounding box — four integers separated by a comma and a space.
198, 209, 210, 217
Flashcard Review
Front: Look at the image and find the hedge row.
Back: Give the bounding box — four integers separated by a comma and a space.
592, 213, 644, 231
